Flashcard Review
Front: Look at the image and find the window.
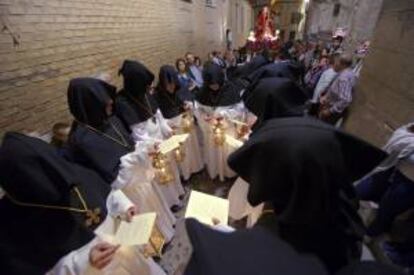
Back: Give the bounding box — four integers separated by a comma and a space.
333, 3, 341, 17
205, 0, 216, 7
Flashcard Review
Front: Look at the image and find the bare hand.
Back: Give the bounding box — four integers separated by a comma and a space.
211, 217, 221, 226
126, 205, 138, 222
89, 243, 120, 270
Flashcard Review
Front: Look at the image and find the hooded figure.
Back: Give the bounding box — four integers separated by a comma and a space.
116, 60, 185, 210
228, 117, 387, 273
243, 77, 307, 130
229, 53, 270, 80
67, 77, 134, 183
195, 63, 240, 108
183, 219, 328, 275
116, 60, 158, 126
194, 63, 246, 181
154, 65, 204, 180
154, 65, 187, 119
244, 60, 304, 94
0, 132, 109, 274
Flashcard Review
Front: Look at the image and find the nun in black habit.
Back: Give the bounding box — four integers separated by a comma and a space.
0, 133, 165, 275
228, 117, 387, 273
154, 65, 203, 181
179, 219, 328, 275
243, 60, 304, 95
116, 60, 185, 213
67, 77, 134, 184
67, 77, 176, 242
194, 63, 246, 181
244, 76, 308, 130
227, 77, 307, 227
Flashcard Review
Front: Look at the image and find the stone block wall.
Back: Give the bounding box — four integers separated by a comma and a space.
0, 0, 252, 136
343, 0, 414, 147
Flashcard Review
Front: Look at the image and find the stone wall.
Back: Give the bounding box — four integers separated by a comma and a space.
0, 0, 252, 136
306, 0, 383, 49
343, 0, 414, 146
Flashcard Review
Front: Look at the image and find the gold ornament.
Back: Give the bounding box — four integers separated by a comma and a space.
212, 118, 226, 146
151, 152, 175, 185
174, 142, 186, 163
181, 112, 193, 133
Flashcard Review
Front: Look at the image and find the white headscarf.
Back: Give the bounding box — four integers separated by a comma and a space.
381, 122, 414, 168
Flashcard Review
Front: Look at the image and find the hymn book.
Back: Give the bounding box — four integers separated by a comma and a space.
159, 133, 190, 154
185, 190, 229, 226
110, 212, 165, 257
225, 134, 244, 148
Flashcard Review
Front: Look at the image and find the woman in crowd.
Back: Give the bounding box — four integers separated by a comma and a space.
0, 132, 165, 275
67, 77, 176, 243
356, 122, 414, 274
176, 58, 197, 94
116, 60, 185, 209
154, 65, 204, 181
194, 63, 243, 181
228, 117, 387, 273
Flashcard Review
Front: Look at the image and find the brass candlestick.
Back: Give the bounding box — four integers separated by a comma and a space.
181, 112, 193, 133
212, 118, 226, 146
174, 142, 186, 163
151, 152, 175, 185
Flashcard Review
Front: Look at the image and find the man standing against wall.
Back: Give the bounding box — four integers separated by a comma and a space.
318, 54, 357, 125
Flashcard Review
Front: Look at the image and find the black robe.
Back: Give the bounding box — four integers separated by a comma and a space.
229, 54, 270, 80
228, 117, 387, 273
245, 61, 304, 93
0, 133, 109, 275
67, 77, 134, 183
243, 77, 308, 130
184, 219, 328, 275
115, 60, 159, 126
154, 65, 187, 119
195, 63, 241, 107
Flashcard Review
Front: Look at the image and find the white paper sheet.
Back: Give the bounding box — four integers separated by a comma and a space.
185, 190, 229, 226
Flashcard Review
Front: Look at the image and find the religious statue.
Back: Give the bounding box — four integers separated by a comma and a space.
245, 6, 280, 54
255, 6, 275, 41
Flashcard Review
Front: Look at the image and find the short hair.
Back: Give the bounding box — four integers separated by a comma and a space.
339, 53, 353, 67
175, 58, 187, 71
185, 52, 193, 58
194, 56, 201, 64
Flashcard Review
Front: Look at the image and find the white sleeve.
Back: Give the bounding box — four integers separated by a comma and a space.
111, 144, 153, 189
47, 239, 100, 275
215, 102, 244, 121
212, 224, 236, 233
130, 121, 161, 143
156, 110, 173, 137
106, 189, 134, 220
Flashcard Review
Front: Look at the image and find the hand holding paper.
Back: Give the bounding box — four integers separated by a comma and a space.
185, 190, 229, 226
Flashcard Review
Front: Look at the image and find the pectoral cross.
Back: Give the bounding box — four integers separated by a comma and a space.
85, 208, 101, 227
